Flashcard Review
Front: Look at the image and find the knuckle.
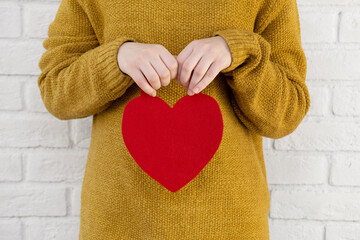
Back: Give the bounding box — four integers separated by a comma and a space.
159, 70, 170, 79
182, 63, 191, 72
219, 54, 228, 62
163, 79, 171, 86
143, 48, 155, 56
206, 66, 216, 74
148, 74, 159, 83
208, 47, 218, 55
176, 58, 183, 65
135, 54, 145, 61
136, 80, 146, 88
147, 77, 157, 84
193, 69, 203, 77
207, 69, 217, 78
170, 61, 178, 70
199, 43, 211, 51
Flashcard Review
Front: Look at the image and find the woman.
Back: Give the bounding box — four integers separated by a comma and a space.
38, 0, 310, 239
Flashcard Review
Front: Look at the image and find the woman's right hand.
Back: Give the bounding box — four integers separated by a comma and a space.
117, 42, 178, 97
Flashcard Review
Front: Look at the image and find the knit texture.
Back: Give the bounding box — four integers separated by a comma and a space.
37, 0, 310, 239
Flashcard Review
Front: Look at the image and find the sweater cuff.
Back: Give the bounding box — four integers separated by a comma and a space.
95, 36, 137, 99
211, 29, 260, 73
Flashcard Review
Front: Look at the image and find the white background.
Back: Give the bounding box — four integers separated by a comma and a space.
0, 0, 360, 239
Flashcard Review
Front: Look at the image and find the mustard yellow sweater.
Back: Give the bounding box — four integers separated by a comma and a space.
38, 0, 310, 239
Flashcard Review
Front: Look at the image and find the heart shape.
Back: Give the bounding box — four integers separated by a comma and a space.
121, 89, 223, 192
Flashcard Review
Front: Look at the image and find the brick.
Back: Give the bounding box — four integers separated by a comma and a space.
307, 85, 329, 116
269, 219, 323, 240
333, 86, 360, 116
25, 218, 79, 240
71, 187, 81, 216
271, 190, 360, 220
340, 11, 360, 42
0, 40, 44, 75
274, 122, 360, 151
305, 50, 360, 80
71, 118, 92, 148
0, 187, 67, 217
26, 151, 87, 183
0, 219, 22, 240
264, 151, 327, 184
326, 222, 360, 240
262, 137, 272, 150
330, 153, 360, 186
0, 2, 21, 38
0, 77, 22, 111
0, 152, 22, 181
25, 78, 48, 113
298, 0, 360, 4
300, 11, 338, 43
23, 3, 59, 38
0, 116, 69, 148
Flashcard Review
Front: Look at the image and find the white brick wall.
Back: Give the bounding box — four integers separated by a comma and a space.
0, 0, 359, 239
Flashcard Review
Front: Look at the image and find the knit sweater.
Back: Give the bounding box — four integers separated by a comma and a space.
37, 0, 310, 239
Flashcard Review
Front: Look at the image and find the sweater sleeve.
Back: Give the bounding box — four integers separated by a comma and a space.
37, 0, 137, 120
210, 0, 310, 139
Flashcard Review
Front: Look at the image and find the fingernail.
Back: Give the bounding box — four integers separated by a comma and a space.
193, 87, 199, 93
152, 91, 156, 97
187, 89, 194, 96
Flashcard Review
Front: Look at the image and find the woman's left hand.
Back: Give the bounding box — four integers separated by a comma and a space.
175, 35, 232, 96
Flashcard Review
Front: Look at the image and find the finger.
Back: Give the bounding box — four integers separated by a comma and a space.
187, 54, 214, 95
179, 49, 203, 89
139, 61, 162, 90
192, 61, 221, 94
159, 51, 178, 81
173, 55, 179, 81
176, 44, 195, 88
176, 40, 196, 63
150, 55, 171, 87
131, 69, 157, 97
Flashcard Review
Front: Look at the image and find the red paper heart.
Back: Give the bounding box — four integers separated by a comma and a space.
121, 89, 223, 192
